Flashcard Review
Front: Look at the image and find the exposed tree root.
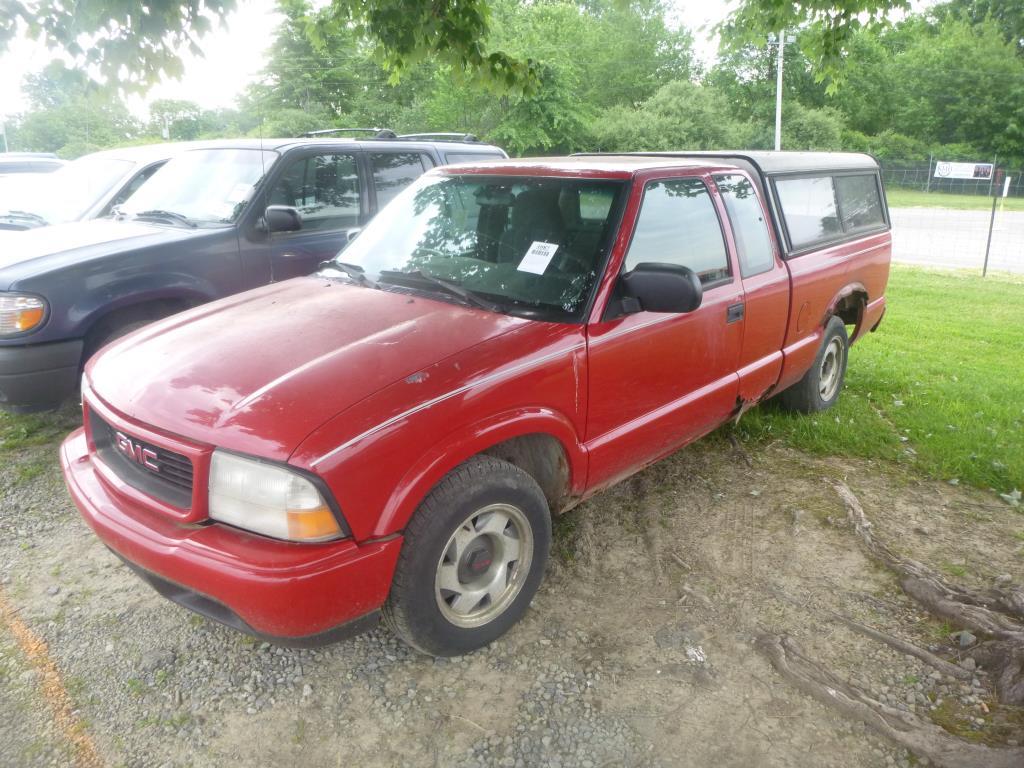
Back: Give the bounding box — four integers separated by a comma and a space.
835, 482, 1024, 654
757, 633, 1024, 768
757, 481, 1024, 767
833, 614, 973, 681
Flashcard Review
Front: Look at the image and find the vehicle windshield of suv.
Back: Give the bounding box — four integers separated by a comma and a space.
120, 148, 277, 227
327, 174, 625, 321
0, 156, 134, 227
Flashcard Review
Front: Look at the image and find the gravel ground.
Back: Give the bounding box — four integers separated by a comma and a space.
1, 412, 1022, 767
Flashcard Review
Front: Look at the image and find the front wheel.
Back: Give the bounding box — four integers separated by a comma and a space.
777, 316, 849, 413
382, 456, 551, 656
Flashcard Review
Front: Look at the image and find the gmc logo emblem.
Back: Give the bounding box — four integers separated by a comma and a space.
114, 431, 159, 472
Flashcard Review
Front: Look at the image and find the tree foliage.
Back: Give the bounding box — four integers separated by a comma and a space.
2, 0, 236, 87
720, 0, 911, 92
6, 0, 1024, 166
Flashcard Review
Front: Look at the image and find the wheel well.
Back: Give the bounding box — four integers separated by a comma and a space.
83, 298, 195, 357
832, 290, 867, 336
482, 433, 571, 513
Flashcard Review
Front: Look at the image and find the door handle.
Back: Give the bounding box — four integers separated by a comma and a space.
726, 302, 745, 324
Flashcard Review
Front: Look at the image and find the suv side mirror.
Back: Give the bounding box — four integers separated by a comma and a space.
620, 263, 703, 314
264, 205, 302, 233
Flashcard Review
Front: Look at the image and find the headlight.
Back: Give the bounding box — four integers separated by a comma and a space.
208, 451, 344, 542
0, 293, 47, 336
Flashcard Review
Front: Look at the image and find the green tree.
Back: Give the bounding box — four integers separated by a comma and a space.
21, 61, 94, 109
721, 0, 912, 91
7, 97, 141, 156
589, 81, 754, 152
3, 0, 911, 94
888, 17, 1024, 157
2, 0, 236, 87
149, 99, 203, 141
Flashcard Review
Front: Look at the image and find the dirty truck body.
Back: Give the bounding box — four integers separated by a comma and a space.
61, 152, 891, 655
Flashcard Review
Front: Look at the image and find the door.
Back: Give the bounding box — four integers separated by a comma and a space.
265, 150, 367, 281
585, 175, 745, 489
713, 173, 790, 404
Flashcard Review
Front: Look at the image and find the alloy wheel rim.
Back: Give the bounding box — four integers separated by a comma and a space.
434, 503, 534, 629
819, 338, 844, 401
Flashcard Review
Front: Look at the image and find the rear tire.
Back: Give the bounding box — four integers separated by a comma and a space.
382, 455, 551, 656
777, 316, 849, 413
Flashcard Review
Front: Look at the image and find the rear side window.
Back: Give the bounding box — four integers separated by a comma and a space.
444, 152, 503, 164
371, 153, 428, 208
715, 175, 775, 278
774, 176, 843, 249
624, 178, 730, 285
835, 174, 885, 231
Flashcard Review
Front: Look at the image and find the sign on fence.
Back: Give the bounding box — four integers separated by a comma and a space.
934, 161, 994, 180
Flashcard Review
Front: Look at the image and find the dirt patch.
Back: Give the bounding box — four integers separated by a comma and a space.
1, 431, 1021, 767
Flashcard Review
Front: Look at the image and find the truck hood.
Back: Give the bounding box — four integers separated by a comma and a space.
87, 277, 526, 461
0, 218, 205, 275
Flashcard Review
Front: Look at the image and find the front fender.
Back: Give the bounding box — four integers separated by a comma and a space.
73, 274, 220, 337
372, 407, 587, 539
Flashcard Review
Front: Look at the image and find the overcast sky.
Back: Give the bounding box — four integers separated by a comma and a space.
0, 0, 930, 123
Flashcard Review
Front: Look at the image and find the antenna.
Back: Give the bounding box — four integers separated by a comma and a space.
257, 103, 273, 284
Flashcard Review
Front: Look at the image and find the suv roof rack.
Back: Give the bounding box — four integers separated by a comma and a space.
301, 128, 398, 139
398, 132, 479, 143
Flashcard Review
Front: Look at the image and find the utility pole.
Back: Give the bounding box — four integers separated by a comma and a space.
769, 32, 795, 151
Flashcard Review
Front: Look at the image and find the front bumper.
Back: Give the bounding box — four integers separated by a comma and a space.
61, 428, 403, 644
0, 339, 82, 411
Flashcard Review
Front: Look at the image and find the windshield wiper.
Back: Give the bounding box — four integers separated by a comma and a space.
131, 209, 196, 228
1, 210, 48, 226
319, 260, 378, 288
377, 269, 501, 312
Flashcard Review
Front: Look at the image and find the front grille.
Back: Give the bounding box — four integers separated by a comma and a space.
90, 412, 194, 509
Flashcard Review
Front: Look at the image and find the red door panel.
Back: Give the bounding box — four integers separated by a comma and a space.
584, 284, 743, 490
583, 173, 744, 492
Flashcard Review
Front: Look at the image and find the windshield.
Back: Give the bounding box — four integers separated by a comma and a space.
327, 174, 625, 321
120, 148, 277, 226
0, 156, 133, 224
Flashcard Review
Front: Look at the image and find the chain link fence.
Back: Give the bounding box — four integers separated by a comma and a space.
881, 163, 1024, 274
881, 163, 1024, 197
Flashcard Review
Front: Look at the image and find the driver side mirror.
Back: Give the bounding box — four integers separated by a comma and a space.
619, 263, 703, 314
263, 205, 302, 233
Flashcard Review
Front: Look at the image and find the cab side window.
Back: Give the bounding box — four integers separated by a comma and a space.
714, 174, 775, 278
371, 153, 428, 209
269, 153, 360, 232
624, 178, 730, 285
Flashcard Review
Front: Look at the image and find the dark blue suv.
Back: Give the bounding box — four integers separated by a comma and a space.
0, 133, 505, 411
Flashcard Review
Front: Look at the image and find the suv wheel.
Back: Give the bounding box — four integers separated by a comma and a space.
382, 455, 550, 656
778, 315, 849, 413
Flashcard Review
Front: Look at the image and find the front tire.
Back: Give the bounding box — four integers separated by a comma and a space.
778, 315, 849, 413
382, 456, 551, 656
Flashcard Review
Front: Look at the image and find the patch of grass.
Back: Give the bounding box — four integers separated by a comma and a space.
0, 408, 78, 452
887, 188, 1024, 212
902, 673, 919, 685
942, 562, 968, 578
1014, 531, 1024, 542
551, 510, 581, 564
735, 267, 1024, 494
930, 698, 989, 742
125, 678, 145, 697
14, 459, 49, 484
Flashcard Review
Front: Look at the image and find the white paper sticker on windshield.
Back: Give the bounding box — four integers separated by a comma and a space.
517, 241, 559, 274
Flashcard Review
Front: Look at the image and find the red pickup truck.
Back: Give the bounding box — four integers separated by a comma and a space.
61, 152, 890, 655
